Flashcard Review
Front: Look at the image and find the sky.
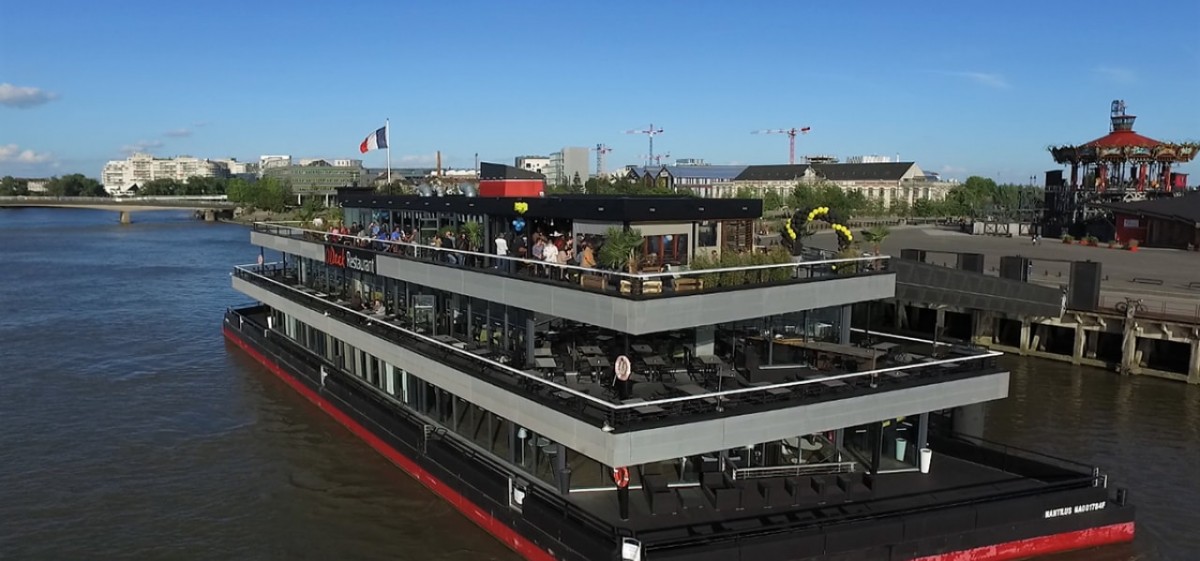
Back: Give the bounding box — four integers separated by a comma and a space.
2, 0, 1198, 183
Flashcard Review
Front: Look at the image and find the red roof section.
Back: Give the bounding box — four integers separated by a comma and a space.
1083, 129, 1163, 148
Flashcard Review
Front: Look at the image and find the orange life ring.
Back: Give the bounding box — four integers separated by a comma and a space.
612, 466, 630, 488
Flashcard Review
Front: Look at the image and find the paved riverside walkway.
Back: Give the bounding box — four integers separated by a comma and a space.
806, 226, 1200, 321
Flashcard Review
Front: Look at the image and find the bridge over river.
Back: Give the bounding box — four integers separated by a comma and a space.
0, 195, 238, 223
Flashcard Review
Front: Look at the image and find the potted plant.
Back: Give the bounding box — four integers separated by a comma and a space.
689, 253, 721, 288
1084, 235, 1099, 247
766, 246, 794, 282
459, 221, 482, 251
1062, 235, 1074, 244
1128, 239, 1140, 252
1107, 241, 1117, 249
598, 226, 644, 272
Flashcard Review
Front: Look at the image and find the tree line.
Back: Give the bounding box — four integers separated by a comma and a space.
1, 174, 107, 197
1, 174, 296, 212
742, 176, 1042, 220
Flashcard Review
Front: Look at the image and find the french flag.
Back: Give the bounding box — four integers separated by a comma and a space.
359, 126, 388, 154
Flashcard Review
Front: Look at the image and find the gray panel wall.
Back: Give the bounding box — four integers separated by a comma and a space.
893, 259, 1063, 317
253, 232, 895, 334
235, 276, 1007, 467
252, 231, 324, 261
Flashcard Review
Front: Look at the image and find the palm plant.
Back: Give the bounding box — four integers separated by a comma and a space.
860, 225, 891, 255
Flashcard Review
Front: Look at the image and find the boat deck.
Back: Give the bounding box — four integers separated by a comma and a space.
568, 454, 1056, 537
235, 265, 1001, 432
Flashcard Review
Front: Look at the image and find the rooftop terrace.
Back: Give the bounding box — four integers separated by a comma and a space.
234, 263, 1003, 438
251, 222, 896, 336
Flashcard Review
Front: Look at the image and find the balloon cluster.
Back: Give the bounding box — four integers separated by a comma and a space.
785, 205, 854, 251
512, 217, 526, 232
830, 223, 853, 243
513, 201, 529, 215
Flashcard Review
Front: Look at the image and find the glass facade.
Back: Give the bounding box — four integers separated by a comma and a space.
257, 245, 927, 496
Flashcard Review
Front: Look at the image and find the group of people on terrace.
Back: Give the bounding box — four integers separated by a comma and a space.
315, 219, 612, 275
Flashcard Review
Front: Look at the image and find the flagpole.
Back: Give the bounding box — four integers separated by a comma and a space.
385, 118, 392, 185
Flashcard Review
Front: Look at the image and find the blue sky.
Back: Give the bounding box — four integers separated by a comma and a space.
2, 0, 1198, 183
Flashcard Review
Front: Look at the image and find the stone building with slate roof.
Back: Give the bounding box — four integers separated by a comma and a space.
732, 161, 954, 207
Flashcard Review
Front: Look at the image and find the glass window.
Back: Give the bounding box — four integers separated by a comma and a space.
697, 221, 717, 247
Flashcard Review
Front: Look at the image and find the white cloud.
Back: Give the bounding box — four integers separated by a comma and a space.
1094, 66, 1137, 84
0, 83, 60, 108
940, 165, 967, 175
0, 143, 54, 163
120, 140, 165, 155
939, 71, 1011, 89
164, 128, 192, 138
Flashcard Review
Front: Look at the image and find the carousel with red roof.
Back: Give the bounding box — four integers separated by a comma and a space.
1043, 100, 1197, 235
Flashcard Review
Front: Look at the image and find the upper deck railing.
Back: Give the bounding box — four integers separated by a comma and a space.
233, 264, 1001, 432
252, 221, 892, 300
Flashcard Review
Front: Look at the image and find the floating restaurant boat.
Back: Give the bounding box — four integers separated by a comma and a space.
223, 164, 1134, 561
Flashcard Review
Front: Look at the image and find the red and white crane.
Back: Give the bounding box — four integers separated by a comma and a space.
625, 124, 664, 167
592, 143, 613, 176
751, 126, 811, 165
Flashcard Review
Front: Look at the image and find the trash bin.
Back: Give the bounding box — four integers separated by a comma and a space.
919, 447, 933, 474
894, 438, 908, 462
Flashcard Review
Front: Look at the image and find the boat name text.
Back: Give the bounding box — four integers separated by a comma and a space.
1043, 501, 1106, 519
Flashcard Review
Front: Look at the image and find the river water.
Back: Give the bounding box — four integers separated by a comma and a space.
0, 208, 1194, 561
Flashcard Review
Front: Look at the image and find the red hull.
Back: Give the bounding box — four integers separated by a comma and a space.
226, 325, 1134, 561
912, 521, 1133, 561
223, 326, 557, 561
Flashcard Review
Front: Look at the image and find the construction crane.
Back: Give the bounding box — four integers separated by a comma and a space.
751, 126, 811, 165
639, 153, 671, 167
625, 124, 664, 167
592, 143, 613, 176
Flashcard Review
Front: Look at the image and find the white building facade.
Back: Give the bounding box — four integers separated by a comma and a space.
547, 147, 589, 186
515, 156, 550, 176
101, 153, 228, 194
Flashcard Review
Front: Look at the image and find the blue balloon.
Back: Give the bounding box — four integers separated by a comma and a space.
512, 218, 525, 232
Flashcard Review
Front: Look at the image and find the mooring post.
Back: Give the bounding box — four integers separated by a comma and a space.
1188, 339, 1200, 385
119, 210, 132, 224
1072, 324, 1086, 365
1018, 318, 1031, 356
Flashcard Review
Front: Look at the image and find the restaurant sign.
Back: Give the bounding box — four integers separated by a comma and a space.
325, 245, 376, 274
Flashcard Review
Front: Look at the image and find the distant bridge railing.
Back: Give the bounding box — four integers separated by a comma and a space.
0, 195, 235, 208
0, 195, 228, 202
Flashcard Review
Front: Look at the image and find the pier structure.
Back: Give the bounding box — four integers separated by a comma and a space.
883, 249, 1200, 384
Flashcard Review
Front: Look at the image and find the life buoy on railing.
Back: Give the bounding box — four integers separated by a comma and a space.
612, 466, 630, 488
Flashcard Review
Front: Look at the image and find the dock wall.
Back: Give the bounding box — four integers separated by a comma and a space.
882, 300, 1200, 384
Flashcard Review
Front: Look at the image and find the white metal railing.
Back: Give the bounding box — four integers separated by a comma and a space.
253, 221, 889, 285
235, 265, 1000, 415
0, 195, 229, 202
730, 461, 858, 481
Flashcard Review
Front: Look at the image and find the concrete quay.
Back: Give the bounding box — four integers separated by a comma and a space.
811, 226, 1200, 384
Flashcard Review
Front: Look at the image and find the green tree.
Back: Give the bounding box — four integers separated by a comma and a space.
889, 199, 910, 217
137, 178, 183, 196
225, 177, 253, 204
44, 174, 106, 197
1, 176, 29, 196
252, 177, 292, 212
762, 190, 785, 212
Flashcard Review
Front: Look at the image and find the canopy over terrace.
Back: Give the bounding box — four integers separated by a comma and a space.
1049, 100, 1198, 193
335, 187, 764, 266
